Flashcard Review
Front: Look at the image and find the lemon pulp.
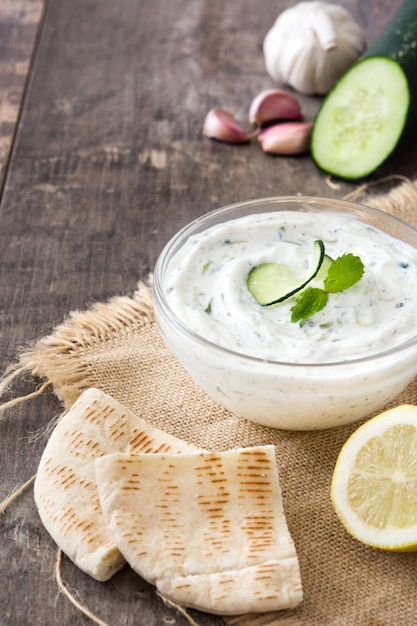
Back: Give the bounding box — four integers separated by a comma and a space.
348, 424, 417, 530
331, 405, 417, 551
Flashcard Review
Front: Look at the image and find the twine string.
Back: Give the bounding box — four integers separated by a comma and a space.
55, 549, 111, 626
0, 474, 36, 514
157, 592, 203, 626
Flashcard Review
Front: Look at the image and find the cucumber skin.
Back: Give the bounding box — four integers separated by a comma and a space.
363, 0, 417, 141
311, 0, 417, 179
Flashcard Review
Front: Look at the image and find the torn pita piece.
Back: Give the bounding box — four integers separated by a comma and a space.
34, 387, 200, 581
95, 446, 303, 615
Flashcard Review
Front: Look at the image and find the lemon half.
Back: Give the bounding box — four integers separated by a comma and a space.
331, 404, 417, 551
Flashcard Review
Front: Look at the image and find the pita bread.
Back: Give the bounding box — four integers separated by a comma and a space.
34, 388, 200, 581
95, 446, 303, 614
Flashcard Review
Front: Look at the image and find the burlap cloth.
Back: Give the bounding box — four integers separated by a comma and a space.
1, 178, 417, 626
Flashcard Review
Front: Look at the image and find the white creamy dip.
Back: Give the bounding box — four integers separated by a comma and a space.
165, 211, 417, 364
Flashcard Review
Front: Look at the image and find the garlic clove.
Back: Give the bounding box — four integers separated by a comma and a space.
258, 121, 312, 155
203, 108, 254, 144
249, 89, 303, 126
310, 4, 338, 51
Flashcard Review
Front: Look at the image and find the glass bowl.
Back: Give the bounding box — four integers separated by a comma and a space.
153, 196, 417, 430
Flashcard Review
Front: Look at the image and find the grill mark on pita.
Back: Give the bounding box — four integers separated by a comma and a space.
39, 497, 105, 546
211, 575, 237, 602
196, 495, 230, 503
195, 464, 231, 545
101, 537, 117, 548
84, 403, 116, 425
244, 460, 271, 466
120, 458, 137, 466
240, 449, 270, 457
163, 539, 186, 558
244, 516, 274, 524
64, 430, 108, 458
162, 535, 183, 546
155, 442, 176, 453
216, 572, 234, 585
254, 563, 280, 575
217, 570, 235, 582
42, 460, 95, 491
108, 417, 129, 442
56, 467, 82, 489
200, 453, 222, 462
128, 430, 175, 453
238, 489, 273, 500
128, 430, 154, 451
236, 451, 282, 560
135, 551, 148, 559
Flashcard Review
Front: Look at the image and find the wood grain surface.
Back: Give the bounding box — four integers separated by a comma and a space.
0, 0, 44, 187
0, 1, 414, 625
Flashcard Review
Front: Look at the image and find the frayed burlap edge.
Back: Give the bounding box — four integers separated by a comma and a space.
343, 174, 417, 227
0, 279, 155, 413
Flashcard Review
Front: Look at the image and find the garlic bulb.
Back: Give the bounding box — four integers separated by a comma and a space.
263, 1, 367, 95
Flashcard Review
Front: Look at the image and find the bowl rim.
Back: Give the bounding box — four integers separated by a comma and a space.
153, 195, 417, 368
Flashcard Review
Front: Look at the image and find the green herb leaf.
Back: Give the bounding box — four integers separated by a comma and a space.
290, 288, 328, 323
202, 261, 212, 274
323, 253, 364, 293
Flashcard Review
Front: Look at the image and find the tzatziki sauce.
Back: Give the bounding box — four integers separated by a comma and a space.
165, 211, 417, 364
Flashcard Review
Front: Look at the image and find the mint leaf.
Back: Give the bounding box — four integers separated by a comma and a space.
324, 253, 364, 293
290, 288, 328, 323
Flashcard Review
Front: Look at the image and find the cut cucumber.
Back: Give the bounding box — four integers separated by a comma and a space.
309, 253, 333, 288
311, 58, 409, 179
247, 240, 326, 306
247, 263, 299, 305
311, 0, 417, 179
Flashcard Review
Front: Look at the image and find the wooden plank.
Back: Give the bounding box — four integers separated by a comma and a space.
0, 1, 415, 625
0, 0, 45, 187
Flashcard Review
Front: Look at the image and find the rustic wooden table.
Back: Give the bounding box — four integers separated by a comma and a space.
0, 1, 415, 625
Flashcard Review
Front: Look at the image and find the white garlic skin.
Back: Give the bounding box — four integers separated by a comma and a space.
263, 1, 367, 95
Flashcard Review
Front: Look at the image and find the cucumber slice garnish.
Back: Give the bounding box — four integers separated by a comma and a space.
247, 240, 326, 306
247, 263, 299, 306
309, 253, 333, 288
